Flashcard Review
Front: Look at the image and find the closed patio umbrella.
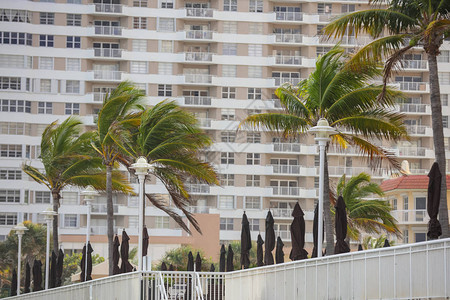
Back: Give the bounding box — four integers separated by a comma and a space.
219, 245, 226, 272
358, 244, 363, 251
226, 244, 234, 272
32, 259, 43, 291
24, 262, 31, 293
10, 268, 17, 296
427, 162, 442, 239
256, 234, 264, 267
113, 234, 121, 275
50, 250, 57, 288
209, 264, 215, 272
334, 196, 350, 254
264, 211, 275, 265
384, 239, 390, 247
240, 212, 252, 269
80, 242, 94, 281
275, 237, 284, 264
312, 204, 320, 258
169, 264, 174, 271
186, 251, 194, 300
120, 230, 133, 273
56, 249, 64, 287
161, 262, 167, 271
187, 251, 194, 271
195, 252, 202, 271
289, 203, 308, 261
142, 226, 149, 257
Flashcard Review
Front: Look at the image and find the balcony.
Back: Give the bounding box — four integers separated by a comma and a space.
185, 30, 213, 40
402, 60, 428, 70
271, 208, 293, 218
275, 230, 291, 241
93, 48, 122, 58
275, 11, 303, 22
396, 103, 427, 113
274, 33, 303, 44
273, 77, 302, 86
197, 118, 212, 127
185, 52, 213, 62
91, 203, 118, 214
94, 3, 122, 13
185, 184, 210, 194
94, 25, 122, 36
93, 92, 107, 102
396, 81, 428, 92
405, 124, 427, 135
326, 166, 386, 177
92, 70, 122, 81
270, 164, 301, 175
273, 143, 301, 153
184, 74, 212, 84
271, 186, 316, 197
274, 55, 303, 66
397, 146, 427, 157
390, 209, 429, 224
184, 96, 212, 106
188, 206, 212, 214
185, 8, 213, 18
318, 13, 336, 22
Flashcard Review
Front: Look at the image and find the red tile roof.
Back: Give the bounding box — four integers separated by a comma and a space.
381, 175, 450, 192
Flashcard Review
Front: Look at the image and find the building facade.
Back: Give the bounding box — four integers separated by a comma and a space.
0, 0, 449, 261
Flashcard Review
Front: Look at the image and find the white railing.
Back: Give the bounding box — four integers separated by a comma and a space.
274, 33, 303, 43
390, 209, 429, 223
197, 118, 212, 128
94, 3, 122, 13
275, 12, 303, 21
225, 239, 450, 300
188, 206, 212, 214
271, 186, 316, 197
276, 230, 291, 241
318, 13, 337, 22
185, 184, 210, 194
403, 60, 428, 69
327, 145, 359, 154
271, 208, 293, 218
274, 55, 303, 65
326, 166, 387, 177
185, 30, 213, 40
273, 143, 301, 153
397, 146, 427, 157
396, 81, 428, 91
94, 48, 122, 58
91, 203, 118, 214
184, 96, 212, 106
273, 77, 302, 86
185, 8, 213, 18
92, 70, 122, 80
270, 164, 301, 174
93, 92, 107, 102
184, 74, 212, 84
409, 168, 428, 174
396, 103, 427, 113
405, 124, 427, 135
94, 25, 122, 36
185, 52, 213, 62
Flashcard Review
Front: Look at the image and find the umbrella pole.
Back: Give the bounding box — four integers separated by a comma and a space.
137, 174, 145, 271
45, 220, 51, 289
317, 139, 327, 258
85, 201, 91, 282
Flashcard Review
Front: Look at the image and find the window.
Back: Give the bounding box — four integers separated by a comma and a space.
0, 169, 22, 180
221, 131, 236, 143
39, 57, 54, 70
40, 12, 54, 25
444, 116, 449, 128
133, 17, 147, 29
220, 218, 234, 230
316, 46, 332, 57
220, 174, 235, 186
246, 175, 260, 187
223, 21, 237, 33
223, 43, 237, 55
245, 196, 261, 209
66, 58, 81, 71
222, 87, 236, 99
392, 198, 397, 210
133, 0, 147, 7
221, 152, 234, 164
158, 84, 172, 97
415, 232, 426, 243
158, 18, 175, 32
224, 0, 237, 11
65, 103, 80, 115
158, 62, 173, 75
415, 196, 426, 210
403, 229, 409, 243
130, 61, 147, 73
248, 66, 262, 78
67, 14, 81, 26
314, 177, 319, 188
247, 109, 261, 116
248, 88, 262, 100
438, 50, 450, 63
0, 9, 32, 23
128, 216, 138, 227
159, 40, 173, 53
0, 145, 22, 158
0, 32, 32, 46
132, 40, 147, 52
64, 214, 78, 228
37, 102, 52, 114
40, 79, 51, 93
0, 77, 20, 90
0, 189, 20, 202
0, 213, 17, 225
317, 25, 324, 35
439, 72, 450, 85
0, 122, 31, 135
67, 0, 81, 3
318, 3, 332, 14
442, 94, 449, 106
249, 0, 263, 12
67, 36, 81, 48
61, 191, 78, 205
35, 191, 51, 204
219, 196, 234, 209
0, 54, 31, 68
221, 108, 235, 120
40, 35, 54, 47
155, 216, 170, 228
66, 80, 80, 94
161, 0, 174, 8
248, 44, 263, 57
341, 4, 355, 13
247, 132, 261, 143
222, 65, 237, 77
249, 23, 263, 34
249, 219, 259, 231
246, 153, 260, 165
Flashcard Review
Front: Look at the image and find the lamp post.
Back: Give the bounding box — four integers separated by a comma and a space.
41, 207, 56, 289
81, 186, 98, 282
130, 157, 152, 271
12, 222, 28, 295
308, 118, 337, 258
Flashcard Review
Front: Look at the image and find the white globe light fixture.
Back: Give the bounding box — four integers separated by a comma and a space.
308, 118, 337, 258
81, 186, 98, 282
12, 222, 28, 295
41, 207, 57, 290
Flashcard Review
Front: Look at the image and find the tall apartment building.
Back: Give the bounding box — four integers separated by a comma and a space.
0, 0, 449, 261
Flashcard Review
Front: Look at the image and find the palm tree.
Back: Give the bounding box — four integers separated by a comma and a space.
323, 0, 450, 237
118, 100, 218, 234
22, 117, 130, 252
241, 47, 407, 255
92, 81, 145, 275
362, 235, 395, 250
336, 173, 400, 241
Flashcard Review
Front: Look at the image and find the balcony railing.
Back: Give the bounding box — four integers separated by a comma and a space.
184, 96, 212, 106
185, 8, 213, 18
271, 186, 304, 196
188, 206, 212, 214
271, 208, 293, 218
318, 13, 337, 22
92, 70, 122, 81
396, 81, 428, 91
185, 30, 213, 40
326, 166, 386, 177
275, 230, 291, 241
271, 164, 301, 174
91, 203, 118, 213
94, 48, 122, 58
390, 209, 429, 224
185, 52, 213, 62
185, 184, 210, 194
273, 143, 301, 153
93, 92, 107, 102
397, 146, 427, 157
94, 3, 122, 13
402, 60, 428, 69
275, 12, 303, 21
184, 74, 212, 84
94, 25, 122, 36
273, 77, 302, 86
274, 55, 302, 65
90, 225, 116, 235
405, 124, 427, 135
274, 33, 303, 43
197, 118, 212, 127
396, 103, 427, 113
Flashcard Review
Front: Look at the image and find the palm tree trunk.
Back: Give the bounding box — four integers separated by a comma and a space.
51, 191, 60, 252
427, 52, 449, 238
323, 154, 335, 255
106, 164, 114, 275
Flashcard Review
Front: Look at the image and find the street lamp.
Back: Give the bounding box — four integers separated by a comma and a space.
81, 186, 98, 282
12, 222, 28, 295
130, 157, 152, 271
308, 118, 337, 258
41, 207, 56, 290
